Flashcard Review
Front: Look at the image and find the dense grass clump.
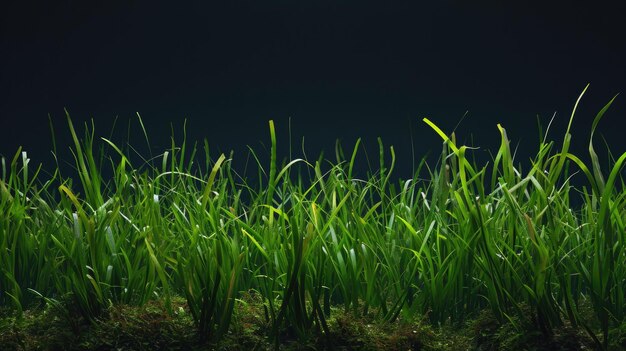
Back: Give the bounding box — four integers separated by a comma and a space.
1, 88, 626, 349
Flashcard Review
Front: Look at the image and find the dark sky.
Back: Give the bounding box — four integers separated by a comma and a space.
1, 1, 625, 179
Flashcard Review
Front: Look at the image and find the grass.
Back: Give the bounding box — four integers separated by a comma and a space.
1, 86, 626, 350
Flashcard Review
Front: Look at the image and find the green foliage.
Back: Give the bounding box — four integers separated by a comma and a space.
1, 88, 625, 349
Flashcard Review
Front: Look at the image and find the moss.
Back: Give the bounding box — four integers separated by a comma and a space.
0, 303, 82, 351
608, 321, 626, 350
466, 309, 595, 351
82, 297, 196, 351
0, 295, 612, 350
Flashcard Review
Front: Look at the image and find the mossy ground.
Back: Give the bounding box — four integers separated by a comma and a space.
1, 293, 617, 351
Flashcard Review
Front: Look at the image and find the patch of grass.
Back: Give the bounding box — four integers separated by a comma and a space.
2, 88, 626, 349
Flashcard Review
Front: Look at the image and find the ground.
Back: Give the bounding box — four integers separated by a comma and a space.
1, 293, 614, 351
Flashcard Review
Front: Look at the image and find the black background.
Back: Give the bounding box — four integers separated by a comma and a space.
1, 1, 625, 180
